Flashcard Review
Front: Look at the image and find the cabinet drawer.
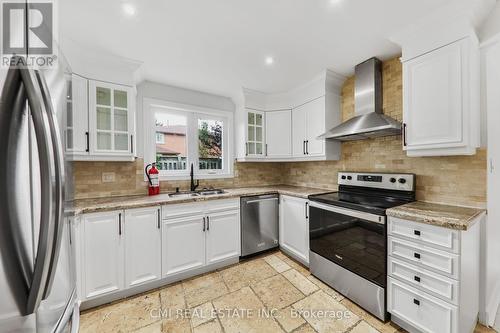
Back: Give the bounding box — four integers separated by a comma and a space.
206, 198, 239, 214
388, 277, 457, 333
388, 236, 459, 279
388, 217, 460, 253
388, 257, 459, 305
162, 202, 205, 220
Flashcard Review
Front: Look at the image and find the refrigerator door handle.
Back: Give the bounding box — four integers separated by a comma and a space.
19, 64, 59, 315
53, 289, 78, 333
35, 70, 65, 299
0, 64, 34, 316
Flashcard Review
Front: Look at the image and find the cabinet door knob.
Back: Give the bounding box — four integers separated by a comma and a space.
414, 252, 421, 259
414, 276, 421, 282
414, 230, 421, 236
413, 299, 420, 306
203, 217, 206, 232
157, 209, 161, 229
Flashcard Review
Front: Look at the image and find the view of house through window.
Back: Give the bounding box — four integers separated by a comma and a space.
153, 107, 229, 177
198, 119, 223, 170
155, 112, 188, 171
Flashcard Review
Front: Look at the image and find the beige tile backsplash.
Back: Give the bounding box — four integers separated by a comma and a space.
73, 57, 487, 208
73, 160, 285, 199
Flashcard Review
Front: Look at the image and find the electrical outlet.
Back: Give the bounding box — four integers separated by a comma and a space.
102, 172, 116, 183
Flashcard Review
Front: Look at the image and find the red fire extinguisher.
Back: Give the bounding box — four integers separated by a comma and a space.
145, 163, 160, 196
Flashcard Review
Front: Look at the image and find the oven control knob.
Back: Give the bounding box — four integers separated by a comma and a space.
390, 178, 397, 183
347, 176, 352, 180
341, 175, 346, 180
398, 178, 407, 184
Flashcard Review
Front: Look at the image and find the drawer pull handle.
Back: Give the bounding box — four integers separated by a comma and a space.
414, 253, 421, 259
414, 230, 421, 236
414, 276, 421, 282
413, 299, 420, 306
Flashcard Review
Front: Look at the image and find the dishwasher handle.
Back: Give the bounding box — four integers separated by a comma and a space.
244, 197, 279, 204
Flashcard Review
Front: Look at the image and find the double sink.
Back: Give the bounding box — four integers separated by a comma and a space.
168, 189, 225, 199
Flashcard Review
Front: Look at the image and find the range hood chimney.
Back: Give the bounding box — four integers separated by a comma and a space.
318, 57, 401, 141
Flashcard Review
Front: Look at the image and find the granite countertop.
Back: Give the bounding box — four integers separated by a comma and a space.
386, 201, 486, 231
70, 185, 332, 216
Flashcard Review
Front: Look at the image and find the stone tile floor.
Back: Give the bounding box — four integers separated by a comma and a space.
80, 250, 497, 333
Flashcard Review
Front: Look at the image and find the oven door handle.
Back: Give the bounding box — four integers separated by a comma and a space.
308, 201, 385, 224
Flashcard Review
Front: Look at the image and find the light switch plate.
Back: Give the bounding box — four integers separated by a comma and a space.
102, 172, 116, 183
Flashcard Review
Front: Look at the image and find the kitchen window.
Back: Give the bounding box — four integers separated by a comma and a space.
146, 100, 233, 180
198, 118, 223, 171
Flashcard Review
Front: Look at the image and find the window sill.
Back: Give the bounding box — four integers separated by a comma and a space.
158, 172, 234, 181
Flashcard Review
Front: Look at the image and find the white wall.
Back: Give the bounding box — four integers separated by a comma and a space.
61, 38, 141, 86
481, 38, 500, 326
135, 81, 235, 159
480, 1, 500, 43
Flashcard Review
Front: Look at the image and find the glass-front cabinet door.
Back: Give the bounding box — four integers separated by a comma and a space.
246, 109, 265, 157
65, 74, 89, 157
89, 80, 134, 157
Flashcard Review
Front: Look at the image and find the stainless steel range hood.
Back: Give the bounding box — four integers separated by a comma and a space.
318, 57, 401, 141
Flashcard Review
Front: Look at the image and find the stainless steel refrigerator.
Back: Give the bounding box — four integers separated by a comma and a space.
0, 1, 78, 332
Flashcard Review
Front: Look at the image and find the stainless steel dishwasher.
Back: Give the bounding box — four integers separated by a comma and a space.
240, 194, 279, 257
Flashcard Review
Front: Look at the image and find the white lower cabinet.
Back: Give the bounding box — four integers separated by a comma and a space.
76, 200, 240, 304
206, 210, 241, 265
279, 195, 309, 265
388, 277, 458, 333
125, 207, 162, 288
81, 211, 124, 300
162, 215, 206, 277
78, 207, 162, 301
162, 199, 240, 278
387, 215, 481, 333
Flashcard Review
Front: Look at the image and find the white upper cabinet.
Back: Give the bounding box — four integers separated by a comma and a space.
62, 41, 140, 162
238, 70, 344, 162
292, 105, 307, 157
245, 109, 265, 157
66, 77, 136, 161
65, 74, 89, 156
89, 81, 135, 158
402, 38, 479, 156
305, 97, 326, 156
292, 96, 327, 157
265, 109, 292, 158
390, 11, 481, 157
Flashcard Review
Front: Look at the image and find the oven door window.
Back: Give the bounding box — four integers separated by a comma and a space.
309, 206, 386, 287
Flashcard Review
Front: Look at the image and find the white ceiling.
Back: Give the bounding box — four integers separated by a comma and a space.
60, 0, 454, 99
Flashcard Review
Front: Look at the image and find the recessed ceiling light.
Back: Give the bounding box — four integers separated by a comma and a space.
122, 3, 136, 17
265, 56, 274, 65
329, 0, 343, 5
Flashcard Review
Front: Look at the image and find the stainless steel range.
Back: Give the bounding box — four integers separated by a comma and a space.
308, 172, 415, 321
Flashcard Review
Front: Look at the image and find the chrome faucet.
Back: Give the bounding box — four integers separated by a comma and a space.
190, 163, 199, 192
